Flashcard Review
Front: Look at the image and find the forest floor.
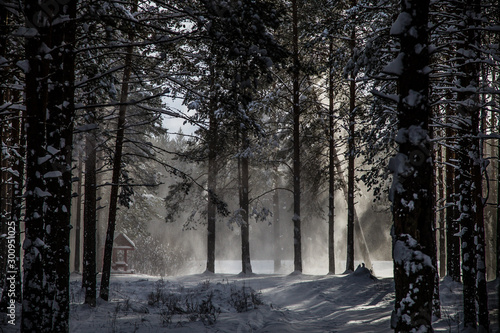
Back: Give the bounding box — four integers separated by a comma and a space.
1, 264, 499, 332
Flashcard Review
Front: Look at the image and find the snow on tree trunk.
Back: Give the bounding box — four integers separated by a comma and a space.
22, 1, 77, 331
387, 0, 436, 331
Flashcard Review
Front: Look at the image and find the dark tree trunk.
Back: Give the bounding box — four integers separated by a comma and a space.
291, 0, 302, 273
22, 1, 77, 331
475, 105, 488, 332
0, 96, 23, 308
445, 109, 461, 282
430, 101, 441, 318
455, 0, 489, 329
240, 129, 252, 274
0, 119, 8, 287
498, 134, 500, 281
0, 3, 8, 288
99, 35, 134, 300
206, 64, 218, 274
82, 133, 97, 307
273, 172, 282, 273
346, 1, 356, 274
0, 106, 24, 305
328, 37, 335, 275
438, 145, 446, 278
389, 0, 435, 331
74, 156, 83, 273
333, 146, 372, 270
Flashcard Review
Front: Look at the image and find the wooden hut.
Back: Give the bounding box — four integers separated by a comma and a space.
111, 232, 136, 273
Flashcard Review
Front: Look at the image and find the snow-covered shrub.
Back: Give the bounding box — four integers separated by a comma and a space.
229, 284, 263, 313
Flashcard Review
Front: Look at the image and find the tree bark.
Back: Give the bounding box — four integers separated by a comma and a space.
82, 133, 97, 307
240, 128, 252, 274
438, 145, 446, 278
455, 0, 489, 329
74, 156, 83, 273
100, 4, 136, 299
389, 0, 435, 331
273, 172, 282, 273
445, 107, 461, 282
346, 0, 356, 274
497, 132, 500, 281
291, 0, 302, 273
333, 149, 372, 271
0, 0, 9, 288
22, 1, 77, 331
206, 63, 218, 273
328, 37, 335, 275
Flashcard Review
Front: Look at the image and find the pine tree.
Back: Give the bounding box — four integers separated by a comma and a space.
22, 0, 77, 331
387, 0, 436, 330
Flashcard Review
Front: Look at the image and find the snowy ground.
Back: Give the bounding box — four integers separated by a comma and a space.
1, 263, 498, 332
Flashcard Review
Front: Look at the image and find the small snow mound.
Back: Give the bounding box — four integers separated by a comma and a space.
289, 270, 302, 276
441, 275, 462, 290
352, 263, 377, 281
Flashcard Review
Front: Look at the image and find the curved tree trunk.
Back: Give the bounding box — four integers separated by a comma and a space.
100, 3, 136, 299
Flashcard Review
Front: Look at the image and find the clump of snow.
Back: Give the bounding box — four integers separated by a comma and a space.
352, 263, 377, 281
383, 53, 405, 76
390, 12, 412, 36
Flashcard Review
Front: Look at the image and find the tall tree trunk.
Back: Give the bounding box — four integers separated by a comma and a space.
0, 2, 9, 288
0, 106, 23, 305
291, 0, 302, 273
273, 172, 282, 273
430, 96, 441, 318
240, 128, 252, 274
497, 129, 500, 281
455, 0, 488, 329
346, 0, 356, 274
332, 148, 372, 271
328, 37, 336, 275
74, 156, 83, 273
475, 74, 488, 332
100, 5, 136, 299
206, 64, 218, 273
82, 132, 97, 307
438, 145, 446, 278
0, 118, 8, 287
0, 100, 24, 308
445, 107, 461, 282
389, 0, 435, 331
22, 1, 77, 331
